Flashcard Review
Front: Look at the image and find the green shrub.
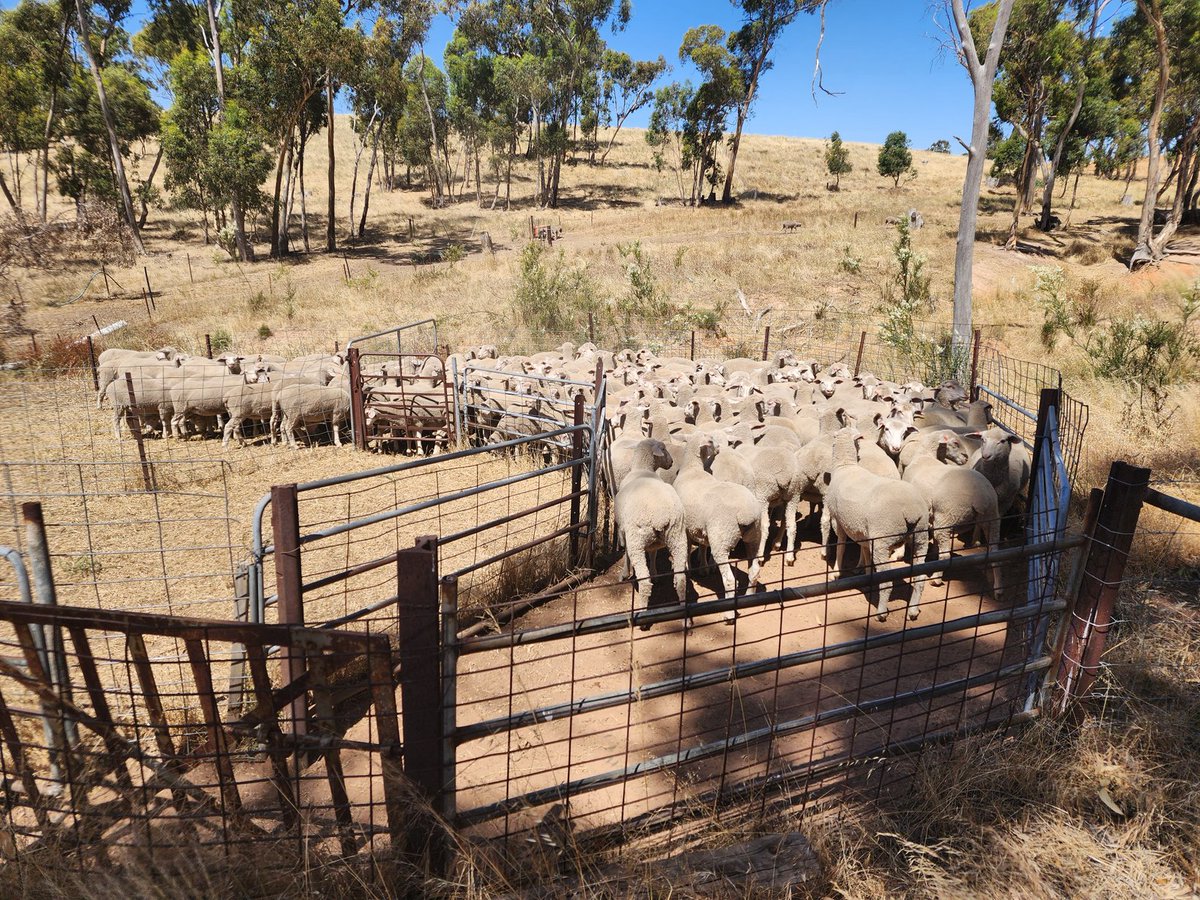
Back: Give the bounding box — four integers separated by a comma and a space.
511, 242, 605, 336
616, 241, 671, 328
209, 328, 233, 355
257, 324, 273, 340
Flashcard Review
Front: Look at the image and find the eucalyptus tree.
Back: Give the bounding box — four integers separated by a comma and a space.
73, 0, 150, 253
679, 25, 743, 204
721, 0, 828, 203
597, 50, 667, 164
645, 81, 693, 199
943, 0, 1016, 355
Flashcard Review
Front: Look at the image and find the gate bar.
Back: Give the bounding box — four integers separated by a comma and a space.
459, 535, 1084, 654
456, 598, 1067, 743
457, 655, 1051, 826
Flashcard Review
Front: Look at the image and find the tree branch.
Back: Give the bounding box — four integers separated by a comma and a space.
810, 1, 843, 102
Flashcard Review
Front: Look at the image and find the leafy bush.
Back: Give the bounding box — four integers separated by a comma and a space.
877, 131, 915, 187
257, 324, 273, 340
616, 241, 671, 327
825, 131, 852, 189
879, 220, 952, 381
838, 245, 862, 275
209, 328, 233, 355
511, 242, 605, 336
1085, 288, 1199, 429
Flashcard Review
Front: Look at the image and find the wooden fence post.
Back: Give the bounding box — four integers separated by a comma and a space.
86, 336, 99, 391
143, 266, 155, 309
123, 372, 155, 492
969, 328, 982, 399
853, 331, 867, 377
1055, 461, 1149, 712
205, 333, 213, 359
690, 330, 696, 362
396, 536, 445, 871
347, 347, 367, 451
761, 325, 771, 362
271, 483, 307, 739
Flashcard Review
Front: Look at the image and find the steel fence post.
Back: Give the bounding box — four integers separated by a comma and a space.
440, 575, 459, 828
1055, 461, 1149, 712
396, 535, 445, 871
569, 394, 585, 569
271, 483, 307, 738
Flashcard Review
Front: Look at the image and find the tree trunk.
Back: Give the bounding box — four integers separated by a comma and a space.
0, 172, 26, 230
74, 0, 145, 254
1131, 0, 1169, 269
1039, 1, 1101, 231
722, 54, 764, 205
950, 0, 1016, 355
358, 125, 378, 238
269, 127, 290, 257
1147, 121, 1198, 258
282, 135, 298, 255
1006, 120, 1040, 249
138, 144, 164, 229
347, 104, 379, 239
207, 0, 252, 261
416, 49, 443, 201
326, 72, 336, 252
299, 135, 310, 253
1066, 169, 1083, 224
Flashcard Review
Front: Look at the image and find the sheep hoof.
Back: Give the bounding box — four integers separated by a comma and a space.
638, 623, 652, 633
931, 577, 944, 588
722, 610, 737, 625
683, 617, 694, 631
876, 611, 889, 623
785, 554, 796, 566
907, 609, 920, 620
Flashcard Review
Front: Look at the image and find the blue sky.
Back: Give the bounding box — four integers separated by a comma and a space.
5, 0, 983, 151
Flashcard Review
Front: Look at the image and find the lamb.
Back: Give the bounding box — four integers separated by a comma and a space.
615, 440, 688, 626
277, 382, 351, 449
826, 428, 931, 622
898, 428, 970, 474
966, 427, 1031, 516
167, 373, 252, 438
671, 434, 768, 607
902, 433, 1003, 598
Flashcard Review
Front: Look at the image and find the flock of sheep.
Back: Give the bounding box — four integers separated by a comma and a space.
94, 338, 1031, 625
576, 342, 1029, 626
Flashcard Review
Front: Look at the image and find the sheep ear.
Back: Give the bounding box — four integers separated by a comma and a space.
873, 412, 884, 427
938, 433, 951, 444
964, 431, 982, 440
1006, 434, 1021, 444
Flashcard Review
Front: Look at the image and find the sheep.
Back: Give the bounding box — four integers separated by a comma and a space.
278, 382, 351, 449
106, 372, 170, 440
898, 428, 971, 474
615, 440, 688, 626
671, 434, 768, 609
902, 433, 1003, 598
875, 408, 920, 459
966, 427, 1031, 516
222, 380, 276, 447
167, 373, 254, 438
826, 427, 931, 622
95, 347, 184, 407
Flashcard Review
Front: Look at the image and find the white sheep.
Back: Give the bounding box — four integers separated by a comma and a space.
902, 432, 1003, 598
105, 372, 169, 440
222, 380, 276, 447
826, 428, 932, 622
278, 382, 351, 449
95, 347, 184, 407
966, 427, 1031, 516
672, 434, 768, 608
615, 440, 689, 627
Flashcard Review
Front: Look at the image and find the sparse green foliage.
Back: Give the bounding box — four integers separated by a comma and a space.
838, 245, 861, 274
511, 242, 605, 336
825, 131, 852, 188
929, 139, 951, 153
877, 130, 914, 187
880, 219, 946, 379
257, 324, 273, 340
616, 241, 670, 327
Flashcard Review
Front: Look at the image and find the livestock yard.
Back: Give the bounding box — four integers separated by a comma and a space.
2, 125, 1199, 898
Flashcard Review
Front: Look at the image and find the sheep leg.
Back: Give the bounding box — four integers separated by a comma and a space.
982, 520, 1002, 600
667, 525, 691, 629
629, 547, 655, 632
928, 532, 944, 587
906, 527, 928, 620
222, 415, 238, 448
783, 495, 800, 566
820, 503, 834, 567
868, 539, 891, 622
833, 520, 848, 576
332, 416, 343, 447
744, 520, 766, 589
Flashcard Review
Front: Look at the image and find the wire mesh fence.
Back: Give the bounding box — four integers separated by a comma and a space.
444, 515, 1078, 852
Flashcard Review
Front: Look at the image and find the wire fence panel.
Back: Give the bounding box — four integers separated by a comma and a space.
0, 600, 404, 869
446, 526, 1078, 851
